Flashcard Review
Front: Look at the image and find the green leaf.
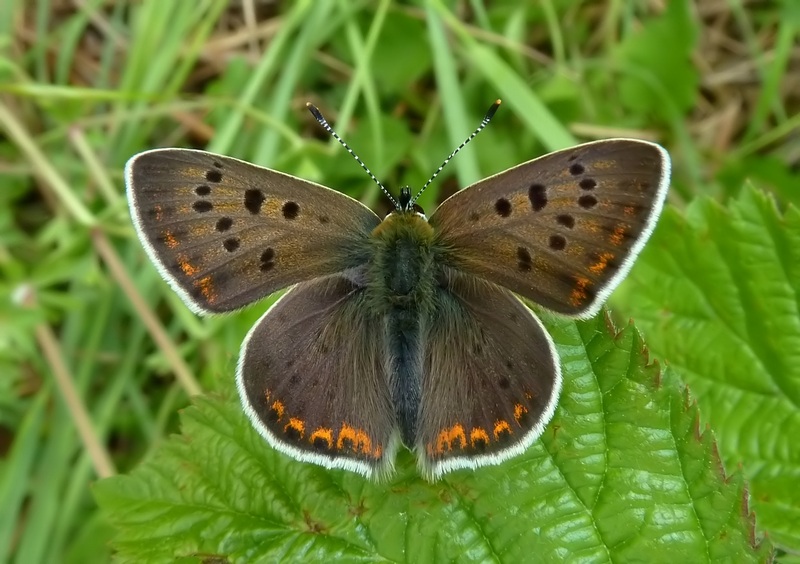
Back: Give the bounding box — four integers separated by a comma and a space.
368, 12, 431, 95
94, 314, 769, 561
716, 154, 800, 207
619, 186, 800, 553
613, 0, 699, 119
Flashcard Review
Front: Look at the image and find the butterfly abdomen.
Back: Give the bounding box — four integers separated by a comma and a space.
368, 212, 438, 445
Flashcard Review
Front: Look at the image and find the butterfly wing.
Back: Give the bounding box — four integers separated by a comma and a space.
429, 139, 670, 318
126, 148, 381, 313
416, 269, 561, 480
237, 275, 398, 478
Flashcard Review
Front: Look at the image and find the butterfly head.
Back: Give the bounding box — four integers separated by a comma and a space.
395, 186, 427, 218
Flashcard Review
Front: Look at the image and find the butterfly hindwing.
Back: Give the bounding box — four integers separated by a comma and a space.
429, 139, 670, 318
416, 269, 562, 479
126, 149, 381, 313
237, 275, 399, 478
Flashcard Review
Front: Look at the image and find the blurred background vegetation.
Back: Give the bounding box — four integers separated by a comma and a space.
1, 0, 798, 561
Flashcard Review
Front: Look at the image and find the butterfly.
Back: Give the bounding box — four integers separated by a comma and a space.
126, 100, 670, 480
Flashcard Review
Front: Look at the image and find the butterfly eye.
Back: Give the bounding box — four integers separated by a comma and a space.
412, 203, 425, 215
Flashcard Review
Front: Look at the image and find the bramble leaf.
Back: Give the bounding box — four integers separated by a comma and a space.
95, 312, 770, 561
619, 186, 800, 553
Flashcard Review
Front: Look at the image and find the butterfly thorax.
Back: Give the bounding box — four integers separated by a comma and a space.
367, 210, 438, 445
367, 211, 437, 312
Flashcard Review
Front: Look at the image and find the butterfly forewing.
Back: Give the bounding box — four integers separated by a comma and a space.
126, 149, 381, 313
416, 270, 561, 479
429, 139, 670, 318
237, 275, 398, 478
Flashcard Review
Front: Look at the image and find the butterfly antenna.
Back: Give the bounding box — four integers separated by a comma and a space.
411, 99, 501, 206
306, 103, 400, 210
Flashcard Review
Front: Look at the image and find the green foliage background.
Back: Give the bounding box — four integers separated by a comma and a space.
2, 0, 798, 561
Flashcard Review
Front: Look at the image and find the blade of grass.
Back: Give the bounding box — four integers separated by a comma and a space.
727, 0, 788, 128
0, 102, 96, 227
731, 112, 800, 159
16, 289, 118, 562
540, 0, 566, 66
48, 305, 148, 562
424, 3, 482, 189
91, 230, 202, 397
69, 126, 120, 207
29, 296, 116, 479
0, 384, 49, 561
13, 395, 80, 563
743, 17, 797, 140
335, 0, 389, 179
432, 2, 575, 152
210, 0, 313, 156
115, 0, 228, 151
252, 0, 338, 165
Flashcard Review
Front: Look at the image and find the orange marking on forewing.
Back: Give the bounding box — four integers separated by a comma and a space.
493, 420, 512, 439
470, 428, 489, 448
176, 168, 201, 180
584, 220, 601, 234
178, 256, 199, 277
270, 400, 285, 421
589, 252, 615, 275
610, 225, 627, 246
511, 192, 531, 211
285, 417, 305, 438
372, 445, 383, 459
189, 224, 207, 237
264, 199, 282, 216
570, 277, 592, 307
623, 206, 635, 216
214, 201, 242, 214
514, 403, 528, 422
310, 427, 334, 449
162, 230, 179, 248
534, 255, 551, 273
196, 275, 216, 304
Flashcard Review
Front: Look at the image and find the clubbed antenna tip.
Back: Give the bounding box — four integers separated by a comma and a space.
485, 99, 502, 121
306, 102, 399, 210
411, 99, 502, 206
306, 102, 324, 123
